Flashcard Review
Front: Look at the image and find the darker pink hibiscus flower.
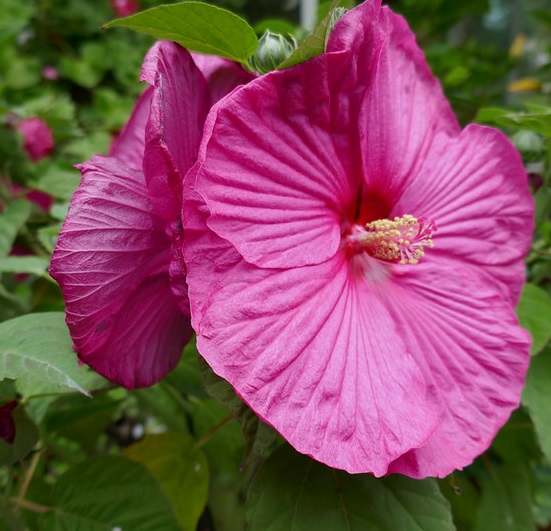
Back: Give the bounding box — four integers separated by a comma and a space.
50, 42, 252, 388
182, 0, 533, 477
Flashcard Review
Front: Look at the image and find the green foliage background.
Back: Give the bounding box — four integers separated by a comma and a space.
1, 0, 551, 529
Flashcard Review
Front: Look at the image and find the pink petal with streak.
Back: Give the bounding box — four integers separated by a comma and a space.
50, 157, 191, 388
381, 258, 531, 477
394, 124, 533, 304
184, 174, 436, 476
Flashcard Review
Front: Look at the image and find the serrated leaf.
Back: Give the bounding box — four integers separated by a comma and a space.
0, 200, 31, 256
523, 346, 551, 463
0, 256, 49, 276
0, 312, 107, 398
474, 463, 535, 531
247, 444, 455, 531
104, 2, 258, 64
517, 284, 551, 355
124, 433, 209, 531
278, 0, 339, 69
39, 455, 180, 530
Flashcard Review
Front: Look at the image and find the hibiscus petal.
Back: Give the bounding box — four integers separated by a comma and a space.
191, 52, 255, 104
331, 4, 460, 201
194, 53, 364, 269
379, 258, 531, 477
109, 87, 153, 171
183, 176, 437, 476
50, 157, 191, 388
141, 41, 211, 223
394, 124, 533, 304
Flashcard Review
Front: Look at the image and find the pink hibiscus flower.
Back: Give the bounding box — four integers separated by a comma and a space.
50, 42, 252, 388
17, 117, 54, 162
182, 0, 534, 477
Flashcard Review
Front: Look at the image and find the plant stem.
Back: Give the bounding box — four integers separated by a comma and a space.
14, 446, 42, 509
195, 415, 233, 449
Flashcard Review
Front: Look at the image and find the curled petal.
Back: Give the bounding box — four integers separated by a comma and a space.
50, 157, 191, 388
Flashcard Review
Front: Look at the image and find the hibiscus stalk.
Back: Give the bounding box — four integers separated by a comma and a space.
12, 446, 44, 513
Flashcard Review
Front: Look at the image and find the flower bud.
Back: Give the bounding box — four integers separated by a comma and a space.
250, 31, 297, 74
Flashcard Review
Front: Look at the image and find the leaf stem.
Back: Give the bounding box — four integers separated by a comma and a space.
195, 415, 233, 449
15, 446, 43, 508
10, 497, 50, 513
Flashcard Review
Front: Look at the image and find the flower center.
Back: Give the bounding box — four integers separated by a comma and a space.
343, 214, 436, 265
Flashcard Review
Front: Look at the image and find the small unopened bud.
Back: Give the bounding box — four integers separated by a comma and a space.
250, 31, 297, 74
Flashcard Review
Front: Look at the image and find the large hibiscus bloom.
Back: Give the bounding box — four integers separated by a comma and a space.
182, 0, 533, 477
50, 41, 251, 388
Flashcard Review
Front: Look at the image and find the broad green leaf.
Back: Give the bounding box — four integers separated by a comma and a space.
474, 463, 535, 531
124, 433, 209, 531
491, 408, 540, 464
523, 347, 551, 463
39, 455, 180, 530
104, 2, 258, 64
440, 472, 480, 530
0, 312, 106, 398
0, 200, 31, 256
0, 403, 39, 466
247, 444, 455, 531
475, 107, 551, 136
517, 284, 551, 356
199, 355, 278, 467
0, 256, 49, 276
278, 0, 343, 69
29, 162, 81, 201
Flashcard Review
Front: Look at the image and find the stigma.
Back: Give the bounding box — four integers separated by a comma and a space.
344, 214, 436, 265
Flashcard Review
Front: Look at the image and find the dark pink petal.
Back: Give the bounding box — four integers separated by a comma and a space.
109, 87, 153, 172
394, 125, 533, 304
194, 54, 365, 269
17, 118, 54, 162
191, 53, 255, 104
380, 259, 531, 477
110, 0, 139, 17
50, 157, 191, 388
140, 41, 211, 223
183, 175, 436, 476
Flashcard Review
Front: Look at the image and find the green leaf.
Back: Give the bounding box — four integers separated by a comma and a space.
278, 0, 341, 69
0, 403, 39, 466
29, 162, 81, 201
247, 444, 455, 531
104, 2, 258, 64
0, 256, 49, 276
124, 433, 209, 531
517, 284, 551, 355
0, 200, 31, 256
39, 455, 180, 530
523, 346, 551, 463
474, 463, 535, 531
0, 312, 107, 398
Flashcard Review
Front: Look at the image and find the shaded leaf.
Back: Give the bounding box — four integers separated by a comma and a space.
124, 433, 209, 531
0, 403, 39, 466
39, 455, 180, 530
247, 444, 455, 531
0, 312, 107, 398
198, 355, 278, 468
517, 284, 551, 355
104, 2, 258, 64
523, 346, 551, 463
474, 463, 535, 531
